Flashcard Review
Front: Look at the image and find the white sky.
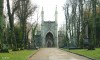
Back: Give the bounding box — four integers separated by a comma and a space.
4, 0, 67, 28
31, 0, 66, 28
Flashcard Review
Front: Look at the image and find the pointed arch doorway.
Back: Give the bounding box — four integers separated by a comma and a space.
45, 32, 54, 47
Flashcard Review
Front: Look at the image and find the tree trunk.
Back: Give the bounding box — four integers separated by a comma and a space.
88, 0, 96, 50
6, 0, 17, 50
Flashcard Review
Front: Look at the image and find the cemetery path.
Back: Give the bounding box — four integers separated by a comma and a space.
28, 48, 91, 60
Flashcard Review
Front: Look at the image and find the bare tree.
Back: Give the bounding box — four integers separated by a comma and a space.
63, 0, 77, 48
63, 2, 70, 48
15, 0, 37, 49
6, 0, 20, 50
78, 0, 84, 48
64, 0, 87, 48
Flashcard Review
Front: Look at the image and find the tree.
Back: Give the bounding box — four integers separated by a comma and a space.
63, 0, 88, 48
14, 25, 22, 50
78, 0, 85, 48
6, 0, 20, 50
0, 0, 3, 49
0, 0, 8, 52
88, 0, 97, 50
63, 0, 99, 49
64, 0, 78, 48
96, 1, 100, 47
83, 0, 100, 48
32, 23, 38, 49
63, 2, 70, 48
15, 0, 37, 49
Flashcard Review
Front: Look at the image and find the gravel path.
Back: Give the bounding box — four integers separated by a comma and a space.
28, 48, 91, 60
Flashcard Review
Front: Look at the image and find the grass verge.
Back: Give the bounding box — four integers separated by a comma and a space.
0, 50, 37, 60
63, 48, 100, 60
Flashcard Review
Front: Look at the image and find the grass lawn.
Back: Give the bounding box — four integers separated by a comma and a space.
64, 48, 100, 60
0, 50, 37, 60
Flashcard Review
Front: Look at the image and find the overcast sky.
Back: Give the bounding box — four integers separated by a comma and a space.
4, 0, 67, 28
31, 0, 66, 28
